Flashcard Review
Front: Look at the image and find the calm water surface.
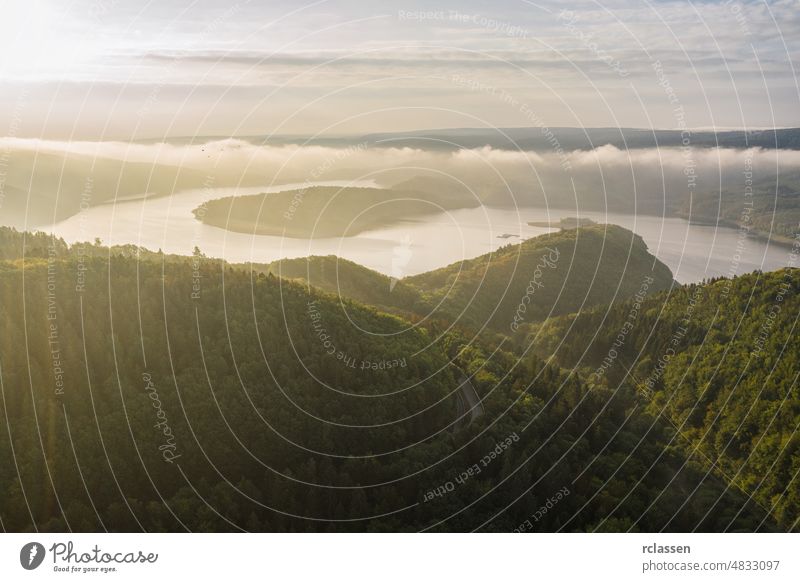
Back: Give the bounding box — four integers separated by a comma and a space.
46, 183, 793, 284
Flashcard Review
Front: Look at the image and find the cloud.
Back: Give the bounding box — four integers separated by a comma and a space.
2, 137, 798, 218
1, 1, 798, 136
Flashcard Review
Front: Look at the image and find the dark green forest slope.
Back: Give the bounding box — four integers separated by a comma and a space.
531, 269, 800, 530
407, 224, 674, 332
0, 227, 772, 532
254, 255, 423, 320
257, 225, 674, 334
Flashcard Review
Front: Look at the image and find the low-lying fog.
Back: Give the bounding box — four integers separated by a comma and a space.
1, 138, 797, 282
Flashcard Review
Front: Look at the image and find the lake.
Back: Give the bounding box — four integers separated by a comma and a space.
46, 182, 793, 284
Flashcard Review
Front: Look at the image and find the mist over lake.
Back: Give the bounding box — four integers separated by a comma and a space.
40, 181, 791, 284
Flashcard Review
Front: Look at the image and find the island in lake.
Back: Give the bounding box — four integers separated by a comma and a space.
193, 178, 480, 238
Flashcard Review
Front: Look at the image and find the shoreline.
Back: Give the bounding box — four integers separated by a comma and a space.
677, 214, 798, 250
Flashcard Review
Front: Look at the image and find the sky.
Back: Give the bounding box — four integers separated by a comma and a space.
0, 0, 798, 139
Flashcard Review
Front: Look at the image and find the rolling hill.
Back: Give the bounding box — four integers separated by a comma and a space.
405, 224, 675, 332
677, 169, 800, 246
0, 226, 773, 532
253, 225, 675, 335
531, 269, 800, 530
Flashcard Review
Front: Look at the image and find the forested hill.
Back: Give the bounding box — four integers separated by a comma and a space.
0, 228, 70, 259
531, 269, 800, 530
0, 227, 773, 532
405, 224, 674, 332
0, 150, 213, 228
677, 169, 800, 246
257, 255, 424, 318
193, 184, 480, 238
256, 225, 675, 335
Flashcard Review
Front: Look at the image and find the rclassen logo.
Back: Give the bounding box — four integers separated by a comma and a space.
20, 542, 46, 570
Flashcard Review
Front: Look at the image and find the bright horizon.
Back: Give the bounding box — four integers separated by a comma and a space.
1, 0, 798, 140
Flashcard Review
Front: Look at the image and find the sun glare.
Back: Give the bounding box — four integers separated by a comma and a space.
0, 0, 95, 80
